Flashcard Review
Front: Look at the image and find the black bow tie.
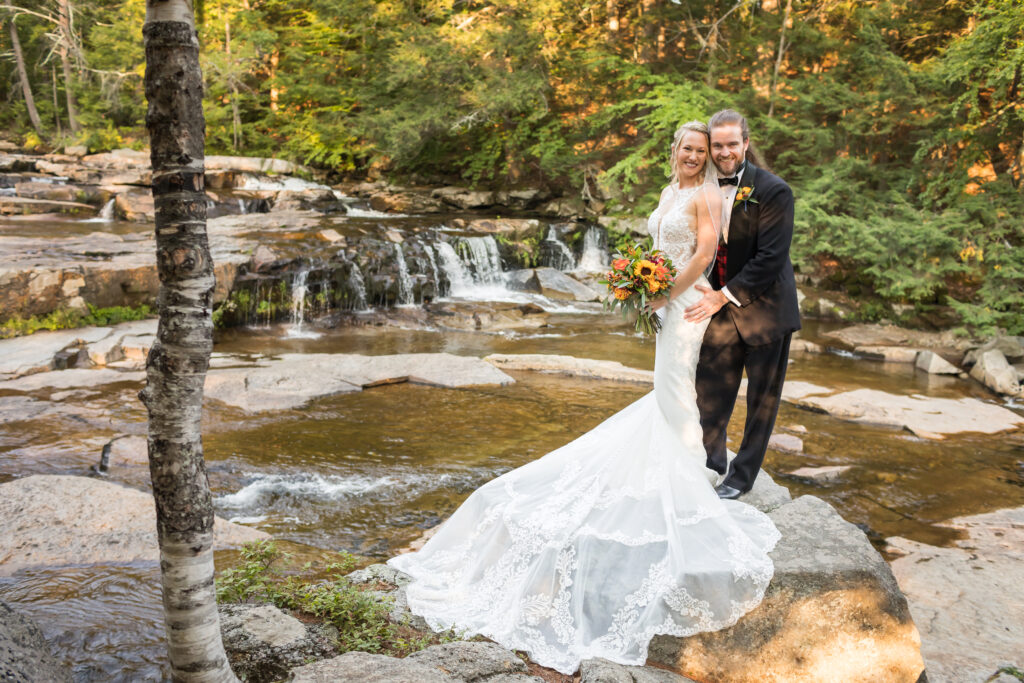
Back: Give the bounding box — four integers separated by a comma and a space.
718, 176, 739, 186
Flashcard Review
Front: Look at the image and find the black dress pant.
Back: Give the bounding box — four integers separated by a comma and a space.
696, 312, 791, 493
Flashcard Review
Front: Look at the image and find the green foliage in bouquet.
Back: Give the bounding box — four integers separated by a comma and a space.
599, 244, 677, 335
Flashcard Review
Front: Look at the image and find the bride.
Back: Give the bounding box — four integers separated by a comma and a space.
388, 121, 781, 675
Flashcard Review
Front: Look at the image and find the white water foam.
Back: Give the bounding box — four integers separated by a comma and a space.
217, 473, 399, 508
345, 206, 408, 219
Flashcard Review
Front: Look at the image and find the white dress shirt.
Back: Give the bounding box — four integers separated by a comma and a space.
718, 165, 744, 307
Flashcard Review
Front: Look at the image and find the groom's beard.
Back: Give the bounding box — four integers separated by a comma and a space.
713, 156, 742, 176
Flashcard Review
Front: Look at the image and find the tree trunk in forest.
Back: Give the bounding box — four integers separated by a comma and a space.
140, 0, 236, 680
226, 16, 241, 150
56, 0, 80, 132
639, 0, 657, 63
51, 65, 62, 136
6, 6, 44, 135
606, 0, 618, 43
768, 0, 792, 118
269, 49, 279, 112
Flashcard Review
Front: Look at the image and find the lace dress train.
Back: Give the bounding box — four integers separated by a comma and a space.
387, 185, 780, 674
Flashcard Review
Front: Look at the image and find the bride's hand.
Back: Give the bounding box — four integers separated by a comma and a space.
647, 296, 669, 313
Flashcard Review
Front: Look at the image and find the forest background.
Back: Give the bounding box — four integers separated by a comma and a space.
2, 0, 1021, 333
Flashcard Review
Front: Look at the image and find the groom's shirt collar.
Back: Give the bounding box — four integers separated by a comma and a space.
723, 161, 747, 185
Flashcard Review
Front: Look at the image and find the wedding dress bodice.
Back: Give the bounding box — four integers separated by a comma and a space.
388, 184, 779, 675
647, 184, 699, 265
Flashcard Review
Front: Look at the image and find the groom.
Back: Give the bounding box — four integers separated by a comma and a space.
684, 109, 801, 499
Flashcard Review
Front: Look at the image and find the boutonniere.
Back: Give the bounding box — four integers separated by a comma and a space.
734, 186, 758, 211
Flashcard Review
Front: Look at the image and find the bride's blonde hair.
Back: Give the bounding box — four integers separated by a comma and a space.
669, 120, 710, 185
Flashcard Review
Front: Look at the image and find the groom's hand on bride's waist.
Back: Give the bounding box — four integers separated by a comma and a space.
684, 285, 727, 323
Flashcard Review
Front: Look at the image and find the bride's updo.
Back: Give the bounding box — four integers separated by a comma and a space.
669, 120, 711, 185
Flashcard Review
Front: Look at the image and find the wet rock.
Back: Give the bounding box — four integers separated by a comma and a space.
0, 368, 145, 392
648, 495, 926, 683
539, 197, 586, 218
0, 475, 269, 575
533, 267, 601, 301
484, 353, 654, 384
789, 339, 823, 354
886, 507, 1024, 683
206, 155, 304, 175
316, 228, 345, 243
504, 269, 539, 292
450, 218, 542, 238
964, 335, 1024, 366
0, 327, 114, 379
347, 563, 412, 588
431, 186, 496, 210
796, 388, 1023, 439
823, 323, 972, 354
855, 345, 920, 363
580, 658, 695, 683
0, 600, 71, 683
423, 302, 549, 332
84, 320, 157, 367
113, 191, 155, 222
0, 396, 50, 424
969, 349, 1022, 396
250, 245, 279, 272
204, 353, 515, 412
103, 435, 149, 469
292, 650, 452, 683
738, 470, 792, 513
811, 296, 851, 320
12, 180, 82, 203
406, 642, 529, 680
788, 465, 852, 482
915, 350, 960, 375
768, 433, 804, 454
369, 190, 444, 214
219, 603, 338, 683
0, 196, 94, 215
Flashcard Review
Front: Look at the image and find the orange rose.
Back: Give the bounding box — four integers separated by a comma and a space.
612, 258, 630, 271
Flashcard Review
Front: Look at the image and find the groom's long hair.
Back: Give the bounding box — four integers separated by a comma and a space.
708, 109, 769, 171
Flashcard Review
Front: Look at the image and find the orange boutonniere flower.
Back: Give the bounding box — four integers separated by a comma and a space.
734, 186, 758, 211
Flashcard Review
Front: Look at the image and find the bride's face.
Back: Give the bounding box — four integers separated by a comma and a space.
675, 131, 708, 181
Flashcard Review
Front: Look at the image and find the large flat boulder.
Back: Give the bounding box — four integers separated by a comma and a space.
0, 601, 71, 683
647, 495, 926, 683
795, 388, 1023, 439
886, 507, 1024, 683
533, 267, 601, 301
0, 327, 113, 379
822, 323, 972, 354
204, 353, 515, 412
484, 353, 654, 383
0, 475, 268, 576
219, 603, 338, 683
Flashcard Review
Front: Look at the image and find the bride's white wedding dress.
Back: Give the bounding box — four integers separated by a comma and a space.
388, 184, 780, 674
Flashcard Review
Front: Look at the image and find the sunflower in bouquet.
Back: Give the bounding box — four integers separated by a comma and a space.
599, 244, 677, 334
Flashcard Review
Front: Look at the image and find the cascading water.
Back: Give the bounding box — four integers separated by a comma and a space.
423, 243, 441, 297
545, 227, 576, 271
461, 236, 504, 285
435, 241, 473, 296
286, 267, 320, 338
237, 198, 247, 215
98, 199, 115, 221
348, 262, 370, 311
576, 226, 608, 272
393, 243, 415, 306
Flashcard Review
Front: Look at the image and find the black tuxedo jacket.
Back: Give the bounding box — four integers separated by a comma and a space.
711, 163, 801, 346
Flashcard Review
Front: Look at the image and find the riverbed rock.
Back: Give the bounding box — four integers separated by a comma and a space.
204, 353, 515, 412
767, 433, 804, 454
533, 267, 601, 301
0, 367, 145, 392
964, 335, 1024, 367
795, 388, 1023, 439
0, 600, 71, 683
739, 471, 793, 513
823, 323, 972, 355
647, 495, 926, 683
431, 186, 496, 210
579, 658, 695, 683
787, 465, 852, 482
789, 339, 824, 354
83, 319, 158, 366
886, 506, 1024, 683
407, 641, 529, 680
0, 475, 269, 575
291, 650, 452, 683
0, 327, 114, 379
855, 345, 920, 363
423, 301, 550, 332
0, 196, 95, 216
219, 603, 338, 683
914, 350, 960, 375
969, 349, 1022, 396
450, 218, 542, 238
484, 353, 654, 384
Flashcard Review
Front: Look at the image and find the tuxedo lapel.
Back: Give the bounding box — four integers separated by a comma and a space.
725, 163, 761, 269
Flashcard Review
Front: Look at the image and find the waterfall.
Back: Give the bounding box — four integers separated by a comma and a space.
348, 262, 370, 311
423, 243, 441, 297
576, 226, 607, 272
98, 199, 115, 221
462, 236, 504, 285
435, 241, 473, 296
285, 267, 319, 338
237, 198, 247, 214
545, 227, 576, 271
393, 243, 415, 306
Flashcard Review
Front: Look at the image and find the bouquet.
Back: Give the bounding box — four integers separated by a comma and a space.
599, 244, 677, 335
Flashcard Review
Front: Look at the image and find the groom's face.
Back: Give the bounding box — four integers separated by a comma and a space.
710, 124, 748, 177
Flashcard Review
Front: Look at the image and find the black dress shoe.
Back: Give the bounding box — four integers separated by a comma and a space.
714, 483, 743, 500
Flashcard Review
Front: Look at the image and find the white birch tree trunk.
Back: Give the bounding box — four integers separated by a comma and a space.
140, 0, 237, 680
